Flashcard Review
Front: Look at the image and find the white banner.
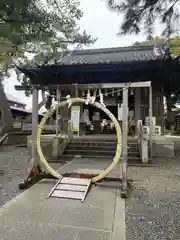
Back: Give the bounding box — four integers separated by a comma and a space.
71, 106, 80, 132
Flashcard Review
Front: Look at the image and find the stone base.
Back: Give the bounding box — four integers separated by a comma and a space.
27, 135, 54, 160
52, 137, 61, 158
152, 137, 174, 158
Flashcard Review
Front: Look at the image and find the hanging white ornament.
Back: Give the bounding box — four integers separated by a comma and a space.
99, 89, 105, 107
85, 89, 91, 105
66, 95, 72, 108
117, 89, 121, 96
81, 90, 85, 97
91, 89, 97, 104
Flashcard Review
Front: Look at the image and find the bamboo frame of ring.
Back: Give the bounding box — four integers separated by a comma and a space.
36, 98, 122, 183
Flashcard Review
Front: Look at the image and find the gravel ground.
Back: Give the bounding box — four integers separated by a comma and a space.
0, 146, 29, 206
126, 158, 180, 240
0, 146, 66, 207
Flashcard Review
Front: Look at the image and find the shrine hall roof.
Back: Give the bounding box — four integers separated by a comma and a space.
56, 44, 170, 66
17, 44, 174, 86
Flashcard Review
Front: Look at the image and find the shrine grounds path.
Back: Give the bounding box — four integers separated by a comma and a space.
0, 146, 180, 239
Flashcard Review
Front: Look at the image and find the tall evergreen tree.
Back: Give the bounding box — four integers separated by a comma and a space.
108, 0, 180, 37
0, 0, 96, 84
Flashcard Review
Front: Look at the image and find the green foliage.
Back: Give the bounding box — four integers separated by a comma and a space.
0, 0, 96, 86
133, 36, 180, 56
108, 0, 180, 37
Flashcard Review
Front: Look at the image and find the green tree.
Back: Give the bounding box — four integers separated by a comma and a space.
0, 0, 96, 132
108, 0, 180, 37
134, 36, 180, 56
0, 0, 96, 83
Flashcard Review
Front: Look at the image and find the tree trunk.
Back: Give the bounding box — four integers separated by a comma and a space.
0, 81, 13, 136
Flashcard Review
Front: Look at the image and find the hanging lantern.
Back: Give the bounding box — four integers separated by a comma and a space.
112, 88, 115, 97
105, 89, 108, 97
117, 89, 121, 96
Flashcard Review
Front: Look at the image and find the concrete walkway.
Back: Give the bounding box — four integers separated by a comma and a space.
0, 157, 126, 240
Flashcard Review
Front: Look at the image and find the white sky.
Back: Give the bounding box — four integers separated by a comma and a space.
4, 0, 163, 109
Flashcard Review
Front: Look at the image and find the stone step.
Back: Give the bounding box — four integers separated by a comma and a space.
65, 147, 138, 154
68, 143, 138, 149
66, 144, 138, 151
61, 153, 140, 160
67, 144, 117, 149
70, 139, 138, 144
69, 141, 138, 145
63, 149, 139, 156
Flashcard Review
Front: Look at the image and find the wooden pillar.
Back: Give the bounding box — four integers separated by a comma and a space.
121, 85, 129, 197
149, 84, 153, 158
55, 85, 60, 136
135, 87, 141, 134
152, 88, 164, 131
32, 86, 39, 165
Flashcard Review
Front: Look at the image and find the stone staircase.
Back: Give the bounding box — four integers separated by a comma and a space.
60, 137, 141, 164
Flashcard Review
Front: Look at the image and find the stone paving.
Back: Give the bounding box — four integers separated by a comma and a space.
0, 179, 125, 240
0, 155, 125, 240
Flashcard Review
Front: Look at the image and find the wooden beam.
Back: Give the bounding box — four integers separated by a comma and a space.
15, 81, 151, 91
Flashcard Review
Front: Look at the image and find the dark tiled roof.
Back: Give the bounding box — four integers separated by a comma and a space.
58, 45, 167, 65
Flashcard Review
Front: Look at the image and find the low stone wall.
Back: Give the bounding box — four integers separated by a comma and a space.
6, 132, 29, 145
163, 136, 180, 156
27, 135, 54, 159
27, 134, 70, 160
152, 139, 174, 158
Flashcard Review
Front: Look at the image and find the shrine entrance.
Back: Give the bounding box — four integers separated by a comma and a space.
80, 88, 136, 135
